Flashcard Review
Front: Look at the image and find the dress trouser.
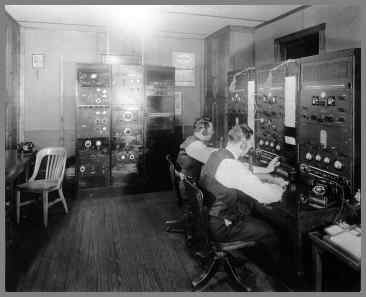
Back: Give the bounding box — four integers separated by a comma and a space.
209, 215, 281, 275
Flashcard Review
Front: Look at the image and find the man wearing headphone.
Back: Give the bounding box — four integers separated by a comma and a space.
176, 117, 218, 181
200, 123, 287, 276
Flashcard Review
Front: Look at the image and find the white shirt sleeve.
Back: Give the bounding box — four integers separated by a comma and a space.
185, 141, 218, 164
215, 159, 283, 204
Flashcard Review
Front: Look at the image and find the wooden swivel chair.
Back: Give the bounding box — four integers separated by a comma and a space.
164, 154, 185, 234
183, 178, 256, 291
16, 147, 69, 227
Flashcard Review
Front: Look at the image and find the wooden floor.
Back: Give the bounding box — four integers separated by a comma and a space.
8, 188, 279, 292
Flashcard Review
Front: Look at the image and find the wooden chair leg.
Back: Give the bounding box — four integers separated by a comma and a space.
58, 187, 68, 213
43, 191, 48, 228
16, 190, 21, 224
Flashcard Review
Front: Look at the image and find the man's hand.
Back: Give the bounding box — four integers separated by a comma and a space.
273, 176, 289, 190
266, 156, 280, 173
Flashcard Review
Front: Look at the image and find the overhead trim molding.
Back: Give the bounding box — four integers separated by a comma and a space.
165, 11, 264, 23
17, 20, 107, 32
255, 5, 311, 29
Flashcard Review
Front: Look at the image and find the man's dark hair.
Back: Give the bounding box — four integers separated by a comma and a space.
228, 124, 253, 143
193, 117, 212, 134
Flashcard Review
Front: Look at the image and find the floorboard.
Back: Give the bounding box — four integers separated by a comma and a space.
8, 188, 280, 292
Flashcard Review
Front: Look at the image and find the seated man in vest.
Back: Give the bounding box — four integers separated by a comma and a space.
199, 123, 287, 274
176, 117, 218, 181
175, 117, 218, 253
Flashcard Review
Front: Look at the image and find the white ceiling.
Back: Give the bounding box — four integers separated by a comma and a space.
5, 5, 305, 38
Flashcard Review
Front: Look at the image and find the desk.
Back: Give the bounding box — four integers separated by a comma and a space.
254, 186, 340, 283
5, 150, 36, 249
5, 150, 35, 208
309, 231, 361, 291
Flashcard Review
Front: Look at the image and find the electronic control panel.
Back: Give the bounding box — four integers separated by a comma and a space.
76, 64, 112, 188
226, 68, 256, 131
77, 137, 109, 152
77, 107, 110, 138
78, 87, 110, 106
77, 137, 110, 188
78, 152, 110, 188
78, 69, 110, 88
297, 49, 360, 194
111, 65, 144, 105
255, 61, 299, 166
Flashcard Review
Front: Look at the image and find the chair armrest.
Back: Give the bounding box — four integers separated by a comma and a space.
218, 240, 256, 251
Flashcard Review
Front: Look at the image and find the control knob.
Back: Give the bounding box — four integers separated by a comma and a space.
305, 152, 312, 160
315, 154, 322, 161
96, 140, 101, 147
270, 142, 274, 147
79, 166, 86, 173
265, 140, 269, 146
84, 140, 92, 148
259, 139, 264, 146
275, 144, 281, 151
334, 160, 343, 170
323, 157, 330, 164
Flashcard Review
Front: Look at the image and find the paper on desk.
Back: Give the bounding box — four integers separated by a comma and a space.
329, 231, 361, 260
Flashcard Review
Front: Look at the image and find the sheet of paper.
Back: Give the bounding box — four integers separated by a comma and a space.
284, 76, 297, 128
247, 80, 255, 130
330, 232, 361, 260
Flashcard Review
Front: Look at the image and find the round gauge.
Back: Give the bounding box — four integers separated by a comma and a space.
313, 185, 326, 196
323, 157, 330, 164
315, 154, 322, 161
96, 140, 101, 146
124, 128, 132, 135
275, 144, 281, 151
84, 140, 92, 148
129, 154, 135, 160
259, 139, 264, 146
334, 160, 343, 169
95, 98, 102, 104
270, 142, 274, 147
123, 111, 133, 122
79, 166, 85, 173
305, 152, 312, 160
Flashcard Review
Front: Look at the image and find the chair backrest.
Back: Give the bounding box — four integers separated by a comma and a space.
30, 147, 67, 187
166, 154, 183, 205
183, 177, 210, 248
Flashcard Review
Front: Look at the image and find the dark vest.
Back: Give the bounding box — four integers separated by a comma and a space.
176, 136, 203, 181
199, 149, 253, 222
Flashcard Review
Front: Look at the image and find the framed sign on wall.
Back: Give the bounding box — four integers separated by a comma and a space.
172, 52, 195, 87
32, 54, 45, 69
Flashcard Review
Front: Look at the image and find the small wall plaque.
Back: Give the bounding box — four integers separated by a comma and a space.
32, 54, 45, 68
